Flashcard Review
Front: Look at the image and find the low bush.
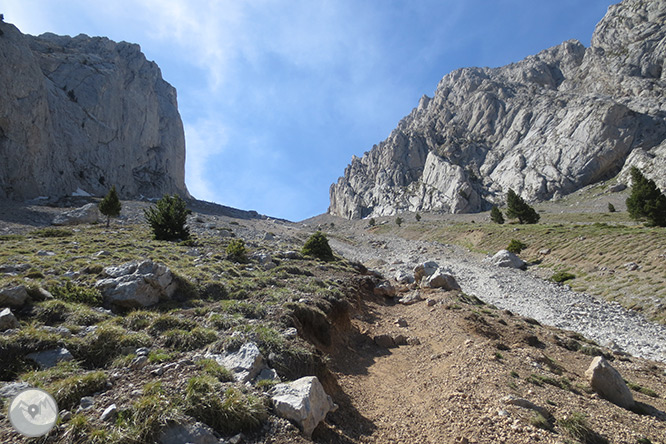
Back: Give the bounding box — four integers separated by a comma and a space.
226, 239, 248, 263
551, 271, 576, 283
557, 411, 608, 444
32, 228, 74, 238
507, 239, 527, 254
162, 327, 218, 351
48, 281, 103, 306
144, 194, 191, 241
301, 231, 334, 261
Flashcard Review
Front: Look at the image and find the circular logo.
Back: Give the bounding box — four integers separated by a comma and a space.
8, 388, 59, 437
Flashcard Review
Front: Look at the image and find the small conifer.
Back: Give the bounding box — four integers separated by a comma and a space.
98, 186, 121, 227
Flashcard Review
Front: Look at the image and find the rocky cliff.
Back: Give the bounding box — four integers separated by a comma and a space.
330, 0, 666, 219
0, 21, 188, 201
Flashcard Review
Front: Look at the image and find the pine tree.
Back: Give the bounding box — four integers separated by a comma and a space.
505, 189, 540, 224
626, 167, 666, 227
490, 206, 505, 224
98, 186, 121, 227
302, 231, 334, 261
144, 194, 191, 240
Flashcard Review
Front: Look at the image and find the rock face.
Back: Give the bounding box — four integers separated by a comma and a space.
0, 21, 189, 200
585, 356, 635, 409
271, 376, 338, 438
330, 0, 666, 219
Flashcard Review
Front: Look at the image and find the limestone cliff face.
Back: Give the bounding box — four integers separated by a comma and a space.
0, 21, 189, 200
330, 0, 666, 219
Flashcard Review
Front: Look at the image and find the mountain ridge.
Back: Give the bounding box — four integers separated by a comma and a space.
329, 0, 666, 219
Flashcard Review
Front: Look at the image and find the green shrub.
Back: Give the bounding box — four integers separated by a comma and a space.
184, 375, 267, 435
368, 218, 376, 227
163, 327, 217, 351
48, 281, 103, 306
506, 189, 540, 224
490, 206, 505, 224
301, 231, 334, 261
72, 324, 152, 367
226, 239, 248, 263
197, 358, 234, 382
32, 228, 74, 238
144, 194, 191, 241
99, 185, 122, 227
608, 202, 616, 213
551, 271, 576, 283
415, 213, 421, 222
506, 239, 527, 254
396, 216, 403, 227
626, 166, 666, 227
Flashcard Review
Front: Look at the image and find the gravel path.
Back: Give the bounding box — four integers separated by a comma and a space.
330, 233, 666, 363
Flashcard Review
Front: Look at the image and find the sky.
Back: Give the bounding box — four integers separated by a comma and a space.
4, 0, 617, 221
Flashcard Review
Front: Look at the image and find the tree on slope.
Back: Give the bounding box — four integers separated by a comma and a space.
626, 166, 666, 227
98, 186, 121, 227
505, 189, 540, 224
490, 206, 505, 224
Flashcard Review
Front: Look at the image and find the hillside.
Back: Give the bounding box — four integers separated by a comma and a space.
0, 198, 665, 443
330, 0, 666, 219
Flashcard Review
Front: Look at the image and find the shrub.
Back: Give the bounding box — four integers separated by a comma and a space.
396, 216, 403, 227
48, 281, 103, 306
551, 271, 575, 283
163, 327, 218, 351
490, 206, 505, 224
608, 202, 616, 213
301, 231, 334, 261
98, 185, 122, 227
506, 239, 527, 254
226, 239, 248, 263
369, 218, 376, 227
32, 227, 74, 238
415, 213, 421, 222
626, 166, 666, 226
506, 189, 540, 224
144, 194, 191, 241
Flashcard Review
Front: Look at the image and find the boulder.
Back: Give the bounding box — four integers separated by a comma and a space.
0, 285, 30, 308
585, 356, 635, 409
423, 270, 461, 291
413, 261, 439, 282
394, 270, 415, 284
52, 203, 100, 226
271, 376, 338, 438
373, 334, 396, 348
399, 291, 423, 305
373, 281, 396, 298
26, 347, 74, 369
207, 342, 265, 383
100, 404, 118, 422
95, 260, 177, 308
0, 382, 31, 398
491, 250, 526, 270
0, 308, 20, 330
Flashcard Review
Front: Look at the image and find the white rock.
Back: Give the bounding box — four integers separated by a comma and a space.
0, 308, 20, 330
585, 356, 635, 409
100, 404, 117, 422
413, 261, 439, 282
207, 342, 265, 383
423, 269, 461, 290
52, 203, 100, 226
491, 250, 526, 270
271, 376, 338, 438
95, 260, 176, 308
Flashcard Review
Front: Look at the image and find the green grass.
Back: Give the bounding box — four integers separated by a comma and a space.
47, 370, 108, 409
557, 411, 608, 444
162, 327, 218, 351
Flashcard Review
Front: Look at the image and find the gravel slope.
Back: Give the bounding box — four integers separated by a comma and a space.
330, 233, 666, 363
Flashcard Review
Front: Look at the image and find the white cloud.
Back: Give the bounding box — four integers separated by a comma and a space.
183, 118, 229, 202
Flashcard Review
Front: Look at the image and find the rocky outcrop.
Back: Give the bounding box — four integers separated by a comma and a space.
0, 21, 188, 200
95, 260, 177, 308
330, 0, 666, 219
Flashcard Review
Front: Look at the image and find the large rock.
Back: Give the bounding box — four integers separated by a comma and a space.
26, 347, 74, 369
329, 0, 666, 219
0, 308, 20, 330
585, 356, 635, 409
52, 203, 100, 226
0, 21, 188, 200
271, 376, 338, 438
413, 261, 439, 282
0, 285, 30, 308
207, 342, 265, 383
490, 250, 527, 270
95, 260, 177, 308
423, 269, 461, 291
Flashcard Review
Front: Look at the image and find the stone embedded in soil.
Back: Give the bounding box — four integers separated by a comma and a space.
95, 260, 177, 308
585, 356, 635, 409
490, 250, 526, 270
0, 308, 20, 330
0, 285, 30, 308
52, 203, 100, 226
26, 347, 74, 369
399, 292, 423, 305
423, 269, 461, 291
207, 342, 266, 383
101, 404, 118, 422
271, 376, 338, 438
158, 420, 219, 444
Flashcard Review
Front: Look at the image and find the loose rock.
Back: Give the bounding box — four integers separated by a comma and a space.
0, 308, 20, 330
95, 260, 177, 308
585, 356, 635, 409
52, 203, 100, 226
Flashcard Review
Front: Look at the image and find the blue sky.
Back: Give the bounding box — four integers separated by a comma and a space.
4, 0, 616, 221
